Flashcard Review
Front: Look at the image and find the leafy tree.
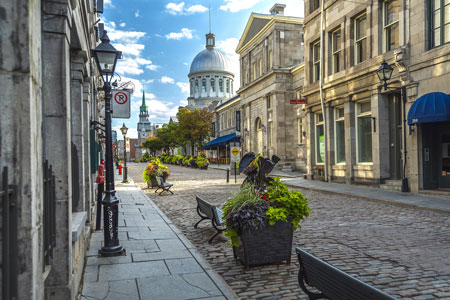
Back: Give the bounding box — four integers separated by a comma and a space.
176, 108, 213, 154
142, 136, 163, 156
156, 121, 181, 154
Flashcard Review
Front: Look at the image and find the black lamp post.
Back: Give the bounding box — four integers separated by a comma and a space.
376, 61, 409, 193
120, 123, 128, 183
92, 30, 126, 256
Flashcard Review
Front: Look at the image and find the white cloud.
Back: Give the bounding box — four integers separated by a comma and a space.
166, 2, 208, 15
135, 10, 140, 17
183, 62, 188, 66
217, 38, 241, 91
119, 22, 126, 27
161, 76, 175, 84
220, 0, 263, 12
180, 100, 188, 105
176, 82, 189, 94
104, 0, 114, 8
104, 22, 158, 75
165, 28, 193, 40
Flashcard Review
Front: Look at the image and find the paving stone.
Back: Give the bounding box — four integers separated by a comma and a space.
98, 261, 169, 281
137, 273, 221, 300
86, 254, 132, 266
132, 250, 192, 262
156, 239, 186, 251
127, 230, 177, 240
81, 279, 139, 300
165, 257, 204, 274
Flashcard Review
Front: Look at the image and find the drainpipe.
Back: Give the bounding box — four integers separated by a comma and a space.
319, 0, 329, 181
401, 86, 409, 192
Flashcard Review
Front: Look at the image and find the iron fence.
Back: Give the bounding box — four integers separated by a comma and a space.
1, 166, 18, 300
43, 161, 56, 268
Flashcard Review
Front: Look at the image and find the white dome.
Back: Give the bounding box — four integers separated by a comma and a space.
189, 48, 233, 75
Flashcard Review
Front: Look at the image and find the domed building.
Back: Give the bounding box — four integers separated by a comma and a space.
187, 32, 235, 109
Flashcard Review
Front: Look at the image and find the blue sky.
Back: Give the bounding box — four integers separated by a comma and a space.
105, 0, 304, 138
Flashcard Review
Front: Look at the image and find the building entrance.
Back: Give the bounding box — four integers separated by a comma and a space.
389, 93, 402, 180
422, 122, 450, 189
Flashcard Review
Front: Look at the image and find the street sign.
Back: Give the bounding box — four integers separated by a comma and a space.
112, 89, 131, 118
290, 98, 307, 104
230, 146, 241, 163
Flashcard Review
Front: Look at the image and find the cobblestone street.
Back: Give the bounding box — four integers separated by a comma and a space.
128, 162, 450, 300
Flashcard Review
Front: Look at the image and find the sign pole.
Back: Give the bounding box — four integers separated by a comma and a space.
235, 163, 237, 183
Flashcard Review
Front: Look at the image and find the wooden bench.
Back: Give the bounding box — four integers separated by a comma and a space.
194, 196, 225, 243
295, 247, 397, 300
154, 176, 173, 195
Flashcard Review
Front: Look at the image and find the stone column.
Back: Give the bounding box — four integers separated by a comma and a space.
42, 1, 73, 298
71, 53, 86, 213
345, 100, 356, 183
83, 80, 93, 221
0, 1, 44, 299
306, 108, 315, 179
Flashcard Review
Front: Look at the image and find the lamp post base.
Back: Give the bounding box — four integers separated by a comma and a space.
99, 246, 126, 257
122, 167, 128, 183
401, 177, 409, 193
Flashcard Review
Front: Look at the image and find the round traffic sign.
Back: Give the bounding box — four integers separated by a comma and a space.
114, 91, 128, 105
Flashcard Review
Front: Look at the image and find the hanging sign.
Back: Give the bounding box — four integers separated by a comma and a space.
112, 89, 131, 118
290, 98, 307, 104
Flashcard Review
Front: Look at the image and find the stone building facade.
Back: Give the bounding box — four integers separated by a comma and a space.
302, 0, 450, 192
236, 4, 306, 171
0, 0, 108, 299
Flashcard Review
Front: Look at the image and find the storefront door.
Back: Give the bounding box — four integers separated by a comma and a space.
422, 122, 450, 189
389, 94, 402, 180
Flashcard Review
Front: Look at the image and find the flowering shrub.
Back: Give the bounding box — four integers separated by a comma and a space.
196, 156, 209, 168
142, 158, 170, 182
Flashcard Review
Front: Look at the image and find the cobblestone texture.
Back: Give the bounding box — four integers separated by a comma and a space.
128, 163, 450, 299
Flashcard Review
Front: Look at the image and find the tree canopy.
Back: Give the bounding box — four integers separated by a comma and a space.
176, 108, 213, 153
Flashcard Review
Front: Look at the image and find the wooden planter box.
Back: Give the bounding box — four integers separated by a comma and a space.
232, 220, 293, 269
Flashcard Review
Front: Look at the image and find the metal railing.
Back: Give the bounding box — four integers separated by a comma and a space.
43, 161, 56, 268
1, 166, 18, 300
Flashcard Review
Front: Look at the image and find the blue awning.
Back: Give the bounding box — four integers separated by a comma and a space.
407, 92, 450, 125
203, 133, 240, 150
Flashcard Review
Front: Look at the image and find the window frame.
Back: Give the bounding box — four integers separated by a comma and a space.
269, 50, 273, 69
331, 28, 342, 74
383, 0, 400, 52
356, 101, 373, 163
268, 121, 273, 147
354, 13, 367, 65
259, 58, 263, 76
201, 78, 207, 93
210, 78, 215, 93
219, 79, 224, 93
298, 118, 304, 145
312, 41, 320, 82
315, 113, 325, 164
430, 0, 450, 48
334, 107, 346, 164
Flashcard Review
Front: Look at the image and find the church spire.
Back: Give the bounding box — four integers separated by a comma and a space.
140, 89, 148, 115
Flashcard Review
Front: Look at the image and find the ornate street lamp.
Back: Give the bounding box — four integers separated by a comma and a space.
120, 123, 128, 183
375, 61, 409, 193
92, 30, 125, 257
376, 60, 394, 91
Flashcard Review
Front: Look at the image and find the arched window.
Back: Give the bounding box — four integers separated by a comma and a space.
219, 79, 224, 93
195, 80, 199, 94
190, 81, 194, 95
202, 79, 207, 92
256, 118, 262, 130
226, 79, 230, 93
210, 78, 215, 93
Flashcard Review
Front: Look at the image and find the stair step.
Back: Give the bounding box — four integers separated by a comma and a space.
379, 184, 402, 192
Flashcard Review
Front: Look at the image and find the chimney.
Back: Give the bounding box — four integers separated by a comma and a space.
269, 3, 286, 15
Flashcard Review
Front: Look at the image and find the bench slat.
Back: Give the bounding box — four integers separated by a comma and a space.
296, 247, 397, 300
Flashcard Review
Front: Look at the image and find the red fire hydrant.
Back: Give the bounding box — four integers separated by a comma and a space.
118, 165, 123, 175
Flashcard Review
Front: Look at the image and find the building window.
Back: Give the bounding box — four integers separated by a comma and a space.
245, 70, 249, 84
219, 79, 223, 92
332, 29, 342, 74
335, 107, 345, 163
310, 0, 320, 13
357, 102, 372, 163
195, 80, 199, 94
210, 78, 215, 93
226, 79, 230, 93
267, 95, 273, 109
253, 63, 257, 80
268, 121, 273, 147
316, 113, 325, 163
312, 41, 320, 82
298, 118, 304, 144
202, 79, 207, 93
269, 50, 273, 69
430, 0, 450, 48
259, 58, 263, 76
354, 13, 367, 64
383, 0, 399, 52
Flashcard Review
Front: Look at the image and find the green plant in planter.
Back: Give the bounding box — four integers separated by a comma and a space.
196, 156, 209, 168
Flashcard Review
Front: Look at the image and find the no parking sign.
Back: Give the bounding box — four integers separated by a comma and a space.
112, 89, 131, 119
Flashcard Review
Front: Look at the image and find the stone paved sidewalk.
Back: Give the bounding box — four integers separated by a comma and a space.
80, 179, 237, 300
